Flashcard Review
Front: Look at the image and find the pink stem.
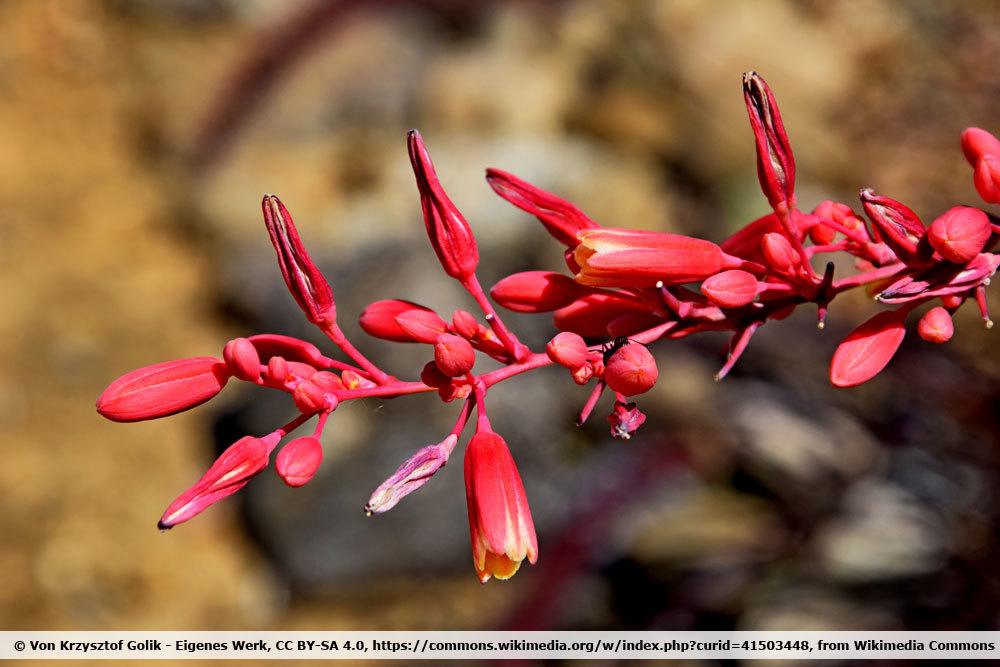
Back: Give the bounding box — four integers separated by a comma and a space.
715, 320, 762, 381
321, 321, 392, 385
461, 275, 530, 361
575, 381, 606, 426
832, 262, 906, 294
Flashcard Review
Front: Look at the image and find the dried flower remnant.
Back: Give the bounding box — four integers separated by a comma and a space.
99, 71, 999, 582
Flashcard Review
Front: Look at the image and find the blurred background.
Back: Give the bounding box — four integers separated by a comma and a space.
4, 0, 1000, 662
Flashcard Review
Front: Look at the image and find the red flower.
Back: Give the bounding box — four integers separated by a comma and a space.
573, 228, 753, 288
464, 431, 538, 583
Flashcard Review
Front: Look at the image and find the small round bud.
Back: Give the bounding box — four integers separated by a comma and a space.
340, 370, 374, 390
941, 294, 965, 309
434, 333, 476, 377
311, 371, 345, 392
276, 436, 324, 487
700, 270, 759, 308
546, 331, 589, 369
918, 307, 954, 344
420, 361, 451, 388
604, 344, 658, 396
927, 206, 991, 264
223, 337, 261, 382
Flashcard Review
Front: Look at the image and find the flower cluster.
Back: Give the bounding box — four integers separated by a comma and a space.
97, 72, 999, 583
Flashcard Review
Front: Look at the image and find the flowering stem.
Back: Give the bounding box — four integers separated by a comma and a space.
333, 380, 435, 402
831, 263, 906, 294
315, 355, 371, 378
274, 411, 316, 439
576, 381, 606, 426
461, 275, 530, 361
320, 321, 392, 384
473, 380, 492, 432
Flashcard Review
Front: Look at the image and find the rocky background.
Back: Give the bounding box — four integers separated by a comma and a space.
4, 0, 1000, 664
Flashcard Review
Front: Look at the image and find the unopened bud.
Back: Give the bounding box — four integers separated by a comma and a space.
434, 333, 476, 377
293, 380, 329, 413
546, 331, 590, 369
452, 309, 480, 339
311, 371, 345, 392
973, 155, 1000, 204
604, 344, 658, 396
917, 307, 954, 343
360, 300, 443, 343
275, 436, 324, 487
97, 357, 230, 423
223, 338, 261, 382
761, 232, 798, 274
701, 270, 759, 308
267, 355, 288, 382
395, 310, 450, 344
490, 271, 583, 313
927, 206, 991, 264
341, 370, 375, 390
743, 71, 796, 208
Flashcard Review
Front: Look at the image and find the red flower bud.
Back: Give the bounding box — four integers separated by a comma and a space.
941, 294, 965, 309
261, 195, 336, 325
917, 307, 954, 344
223, 337, 261, 382
267, 355, 288, 382
574, 228, 754, 288
830, 309, 908, 387
292, 380, 330, 413
464, 431, 537, 582
961, 127, 1000, 164
159, 432, 278, 528
97, 357, 230, 423
701, 270, 759, 308
452, 309, 480, 339
434, 333, 476, 377
546, 331, 590, 369
761, 232, 798, 274
860, 189, 926, 265
395, 309, 450, 344
927, 206, 991, 264
407, 130, 479, 281
420, 361, 452, 389
604, 343, 658, 396
275, 436, 324, 487
485, 168, 600, 247
490, 271, 584, 313
360, 299, 442, 343
743, 71, 796, 208
973, 155, 1000, 204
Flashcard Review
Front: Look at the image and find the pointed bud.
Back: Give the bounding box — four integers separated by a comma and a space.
604, 343, 658, 396
546, 331, 590, 369
860, 189, 926, 264
927, 206, 991, 264
292, 380, 331, 413
701, 270, 759, 308
918, 307, 954, 344
246, 334, 327, 366
464, 431, 538, 583
223, 338, 261, 382
261, 195, 336, 325
574, 228, 757, 288
761, 232, 798, 274
360, 299, 442, 343
97, 357, 230, 423
490, 271, 584, 313
407, 130, 479, 281
485, 168, 600, 247
973, 155, 1000, 204
366, 435, 458, 515
275, 436, 324, 487
961, 127, 1000, 164
452, 309, 480, 339
608, 401, 646, 440
395, 309, 450, 344
743, 71, 796, 208
830, 309, 908, 387
158, 432, 278, 529
434, 333, 476, 377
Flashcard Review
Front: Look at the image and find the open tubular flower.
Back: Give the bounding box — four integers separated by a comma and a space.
573, 228, 755, 288
464, 431, 538, 583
